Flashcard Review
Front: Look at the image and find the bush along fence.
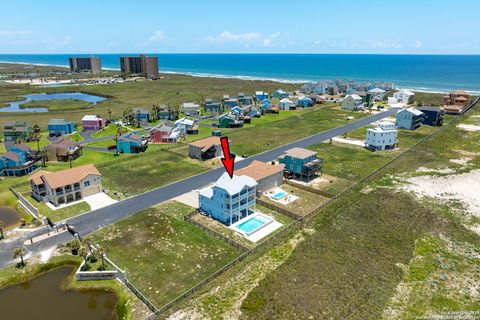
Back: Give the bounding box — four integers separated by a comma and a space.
284, 179, 335, 198
184, 210, 249, 253
9, 183, 40, 220
143, 105, 479, 319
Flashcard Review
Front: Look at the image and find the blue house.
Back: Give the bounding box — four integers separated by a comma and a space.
223, 98, 239, 109
132, 108, 150, 122
199, 173, 257, 225
279, 147, 322, 181
242, 106, 260, 118
237, 93, 253, 105
231, 106, 243, 116
255, 91, 269, 101
297, 96, 314, 108
116, 131, 148, 154
272, 89, 289, 100
48, 119, 75, 136
396, 108, 424, 130
0, 144, 37, 176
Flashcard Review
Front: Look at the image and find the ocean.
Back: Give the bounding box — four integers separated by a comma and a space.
1, 54, 480, 94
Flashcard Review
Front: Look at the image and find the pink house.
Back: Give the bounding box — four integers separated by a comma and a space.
149, 124, 180, 143
81, 115, 106, 130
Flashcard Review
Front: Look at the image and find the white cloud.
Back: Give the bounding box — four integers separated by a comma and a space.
206, 31, 263, 43
43, 36, 72, 50
413, 40, 423, 48
0, 30, 33, 36
263, 38, 272, 47
137, 30, 166, 48
370, 40, 402, 49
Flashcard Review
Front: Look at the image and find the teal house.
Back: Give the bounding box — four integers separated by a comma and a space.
48, 119, 75, 136
116, 131, 148, 154
0, 144, 37, 176
272, 89, 289, 100
132, 108, 150, 122
279, 147, 322, 181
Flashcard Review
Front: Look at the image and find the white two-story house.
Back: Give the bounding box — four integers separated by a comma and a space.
365, 121, 399, 151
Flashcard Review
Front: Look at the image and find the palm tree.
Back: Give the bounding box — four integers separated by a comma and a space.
0, 220, 5, 240
107, 108, 112, 122
78, 246, 89, 271
81, 237, 93, 254
13, 247, 26, 267
66, 239, 81, 255
96, 245, 106, 270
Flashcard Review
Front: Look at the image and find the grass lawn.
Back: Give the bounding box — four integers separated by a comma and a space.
19, 99, 91, 111
83, 139, 116, 148
91, 124, 122, 139
97, 149, 206, 195
91, 201, 241, 308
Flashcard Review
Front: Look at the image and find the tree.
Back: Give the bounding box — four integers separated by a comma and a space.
78, 246, 89, 271
96, 246, 106, 271
13, 247, 26, 267
66, 239, 81, 255
81, 237, 94, 254
0, 220, 5, 239
107, 108, 112, 122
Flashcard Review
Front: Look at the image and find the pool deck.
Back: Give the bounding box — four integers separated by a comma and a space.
229, 212, 283, 243
265, 187, 299, 205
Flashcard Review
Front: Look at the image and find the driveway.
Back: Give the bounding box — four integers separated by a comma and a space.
84, 193, 118, 211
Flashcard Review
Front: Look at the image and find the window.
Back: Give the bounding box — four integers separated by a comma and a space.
84, 181, 90, 187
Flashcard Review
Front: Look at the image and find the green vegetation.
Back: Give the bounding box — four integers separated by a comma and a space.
97, 150, 206, 195
19, 99, 91, 111
91, 201, 241, 308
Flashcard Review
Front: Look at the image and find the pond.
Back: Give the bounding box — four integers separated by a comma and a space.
0, 92, 106, 113
0, 267, 117, 320
0, 206, 21, 227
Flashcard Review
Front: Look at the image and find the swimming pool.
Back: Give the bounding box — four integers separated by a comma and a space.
272, 191, 287, 200
235, 215, 272, 235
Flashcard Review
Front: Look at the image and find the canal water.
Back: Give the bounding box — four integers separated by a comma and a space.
0, 267, 117, 320
0, 92, 106, 112
0, 206, 20, 227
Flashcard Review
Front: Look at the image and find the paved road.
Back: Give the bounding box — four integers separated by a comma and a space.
0, 109, 398, 268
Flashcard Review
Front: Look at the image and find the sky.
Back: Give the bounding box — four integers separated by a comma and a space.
1, 0, 479, 54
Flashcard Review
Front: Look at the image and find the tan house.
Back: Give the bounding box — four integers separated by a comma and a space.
443, 90, 470, 114
236, 160, 285, 193
30, 164, 102, 206
188, 136, 222, 160
44, 137, 82, 162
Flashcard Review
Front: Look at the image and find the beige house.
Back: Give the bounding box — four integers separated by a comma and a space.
236, 160, 285, 193
30, 164, 102, 206
188, 136, 222, 160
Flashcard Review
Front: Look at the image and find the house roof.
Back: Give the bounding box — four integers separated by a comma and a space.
119, 131, 142, 142
182, 102, 199, 109
398, 107, 423, 116
214, 172, 257, 195
9, 143, 31, 152
418, 106, 443, 112
236, 160, 285, 182
451, 90, 469, 95
45, 137, 78, 150
348, 94, 363, 100
1, 152, 20, 162
150, 124, 172, 133
283, 147, 317, 160
30, 164, 101, 188
48, 119, 68, 126
189, 136, 221, 151
132, 107, 149, 114
82, 115, 102, 121
398, 89, 414, 96
368, 88, 386, 93
280, 98, 293, 103
455, 96, 468, 101
175, 117, 195, 126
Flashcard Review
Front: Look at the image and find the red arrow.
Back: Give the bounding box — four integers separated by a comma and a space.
220, 136, 235, 178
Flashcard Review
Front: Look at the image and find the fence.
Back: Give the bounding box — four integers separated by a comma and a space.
284, 179, 335, 198
143, 102, 479, 319
125, 278, 159, 313
256, 198, 303, 220
184, 210, 249, 252
9, 184, 40, 220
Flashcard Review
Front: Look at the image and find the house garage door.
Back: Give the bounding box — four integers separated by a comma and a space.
84, 186, 101, 197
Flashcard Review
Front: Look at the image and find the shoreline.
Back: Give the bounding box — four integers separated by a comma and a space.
0, 60, 477, 95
